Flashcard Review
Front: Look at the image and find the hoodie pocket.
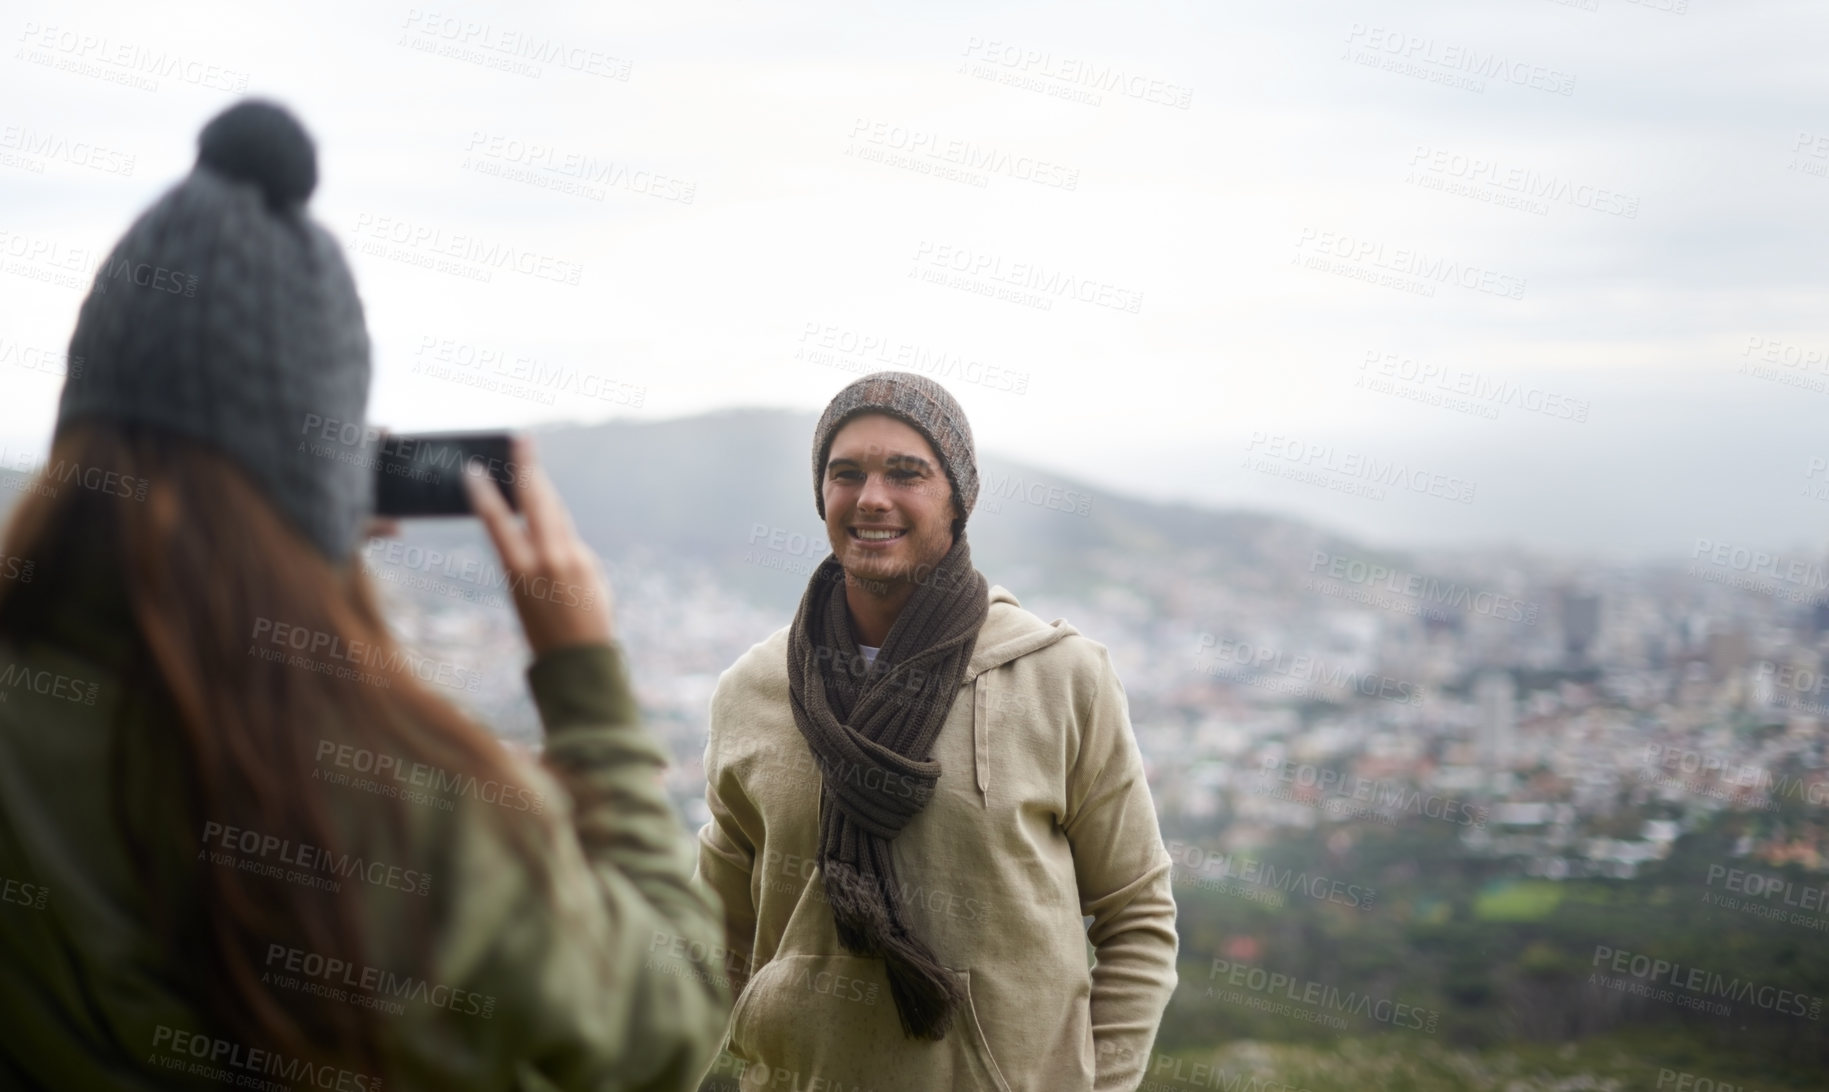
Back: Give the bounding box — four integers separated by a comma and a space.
727, 956, 1013, 1092
956, 969, 1014, 1092
726, 953, 887, 1088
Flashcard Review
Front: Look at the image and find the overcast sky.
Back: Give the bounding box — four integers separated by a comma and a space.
3, 0, 1827, 563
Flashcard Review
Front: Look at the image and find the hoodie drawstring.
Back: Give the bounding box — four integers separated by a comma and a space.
972, 675, 991, 802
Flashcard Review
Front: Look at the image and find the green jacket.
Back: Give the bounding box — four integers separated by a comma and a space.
0, 580, 731, 1090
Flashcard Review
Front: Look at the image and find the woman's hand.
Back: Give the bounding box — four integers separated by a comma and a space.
362, 517, 401, 540
464, 436, 615, 655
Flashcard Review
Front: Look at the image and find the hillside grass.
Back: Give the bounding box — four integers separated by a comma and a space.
1153, 1034, 1818, 1092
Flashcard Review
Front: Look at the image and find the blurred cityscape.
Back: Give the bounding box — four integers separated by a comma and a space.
363, 418, 1829, 894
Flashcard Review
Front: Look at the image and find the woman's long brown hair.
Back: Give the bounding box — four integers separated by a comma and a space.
0, 421, 555, 1077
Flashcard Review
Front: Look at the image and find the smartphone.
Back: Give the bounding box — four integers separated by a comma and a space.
373, 431, 519, 517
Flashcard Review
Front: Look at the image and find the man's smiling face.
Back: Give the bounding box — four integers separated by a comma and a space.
821, 412, 958, 590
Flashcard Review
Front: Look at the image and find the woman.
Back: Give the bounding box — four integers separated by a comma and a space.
0, 101, 729, 1089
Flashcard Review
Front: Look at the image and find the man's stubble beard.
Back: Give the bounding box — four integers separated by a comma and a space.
837, 522, 956, 599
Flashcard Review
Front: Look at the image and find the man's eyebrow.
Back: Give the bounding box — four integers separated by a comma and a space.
826, 454, 935, 472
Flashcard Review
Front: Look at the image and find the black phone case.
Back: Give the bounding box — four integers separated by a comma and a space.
372, 432, 518, 517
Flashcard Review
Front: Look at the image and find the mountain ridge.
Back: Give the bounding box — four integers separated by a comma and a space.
0, 408, 1382, 617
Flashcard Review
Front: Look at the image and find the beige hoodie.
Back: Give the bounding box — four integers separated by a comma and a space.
694, 585, 1178, 1092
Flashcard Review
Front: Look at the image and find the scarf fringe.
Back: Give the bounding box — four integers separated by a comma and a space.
825, 860, 963, 1040
883, 942, 964, 1041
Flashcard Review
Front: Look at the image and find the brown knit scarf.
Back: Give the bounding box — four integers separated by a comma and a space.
787, 532, 989, 1040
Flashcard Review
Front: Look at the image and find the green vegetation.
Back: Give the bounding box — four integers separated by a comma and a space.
1159, 812, 1829, 1088
1474, 879, 1564, 922
1149, 1034, 1825, 1092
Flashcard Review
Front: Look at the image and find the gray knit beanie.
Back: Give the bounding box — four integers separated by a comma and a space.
56, 99, 373, 559
812, 372, 978, 530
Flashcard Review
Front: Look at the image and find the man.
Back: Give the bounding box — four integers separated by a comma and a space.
694, 372, 1177, 1092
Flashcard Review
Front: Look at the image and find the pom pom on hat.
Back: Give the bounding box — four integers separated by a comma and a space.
196, 99, 318, 208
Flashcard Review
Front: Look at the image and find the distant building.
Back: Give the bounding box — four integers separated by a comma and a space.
1704, 630, 1750, 683
1473, 669, 1516, 768
1561, 590, 1600, 664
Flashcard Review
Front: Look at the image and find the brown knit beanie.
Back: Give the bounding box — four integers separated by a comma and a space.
812, 372, 978, 531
